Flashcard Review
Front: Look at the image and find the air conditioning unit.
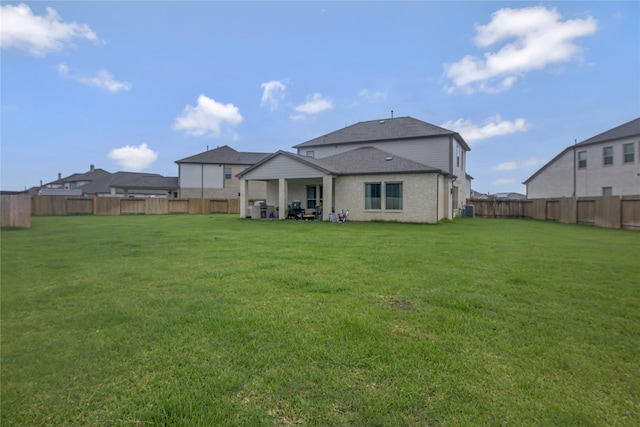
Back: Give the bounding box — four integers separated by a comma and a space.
463, 204, 475, 217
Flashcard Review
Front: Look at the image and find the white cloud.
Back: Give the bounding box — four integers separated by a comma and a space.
0, 3, 101, 56
58, 63, 131, 93
522, 156, 543, 167
491, 157, 543, 171
443, 6, 597, 93
491, 161, 517, 171
492, 178, 516, 186
173, 94, 243, 137
107, 144, 158, 171
260, 80, 286, 110
358, 89, 387, 102
291, 93, 333, 120
441, 115, 530, 144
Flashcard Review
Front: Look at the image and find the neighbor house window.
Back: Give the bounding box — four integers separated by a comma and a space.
307, 185, 317, 209
456, 145, 461, 168
306, 150, 315, 158
602, 187, 612, 196
224, 167, 232, 179
623, 143, 635, 164
385, 182, 403, 210
603, 146, 614, 166
365, 183, 381, 209
578, 151, 587, 168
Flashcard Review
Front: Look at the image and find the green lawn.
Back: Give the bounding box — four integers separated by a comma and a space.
1, 215, 639, 426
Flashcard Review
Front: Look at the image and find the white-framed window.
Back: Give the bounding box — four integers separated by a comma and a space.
365, 183, 381, 209
224, 167, 232, 179
306, 185, 317, 209
306, 150, 315, 158
578, 150, 587, 168
623, 143, 635, 164
603, 146, 614, 166
602, 187, 613, 196
385, 182, 403, 210
456, 145, 461, 168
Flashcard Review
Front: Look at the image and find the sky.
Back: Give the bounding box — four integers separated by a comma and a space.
1, 1, 639, 194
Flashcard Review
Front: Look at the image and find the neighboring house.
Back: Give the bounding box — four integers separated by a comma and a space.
470, 189, 489, 199
175, 145, 270, 199
524, 118, 640, 198
237, 116, 471, 223
39, 165, 178, 197
490, 192, 526, 200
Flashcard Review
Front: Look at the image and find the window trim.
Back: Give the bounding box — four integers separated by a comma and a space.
306, 185, 317, 209
603, 146, 614, 166
602, 186, 613, 196
364, 182, 381, 210
385, 182, 403, 211
224, 166, 232, 180
623, 142, 635, 164
577, 150, 587, 169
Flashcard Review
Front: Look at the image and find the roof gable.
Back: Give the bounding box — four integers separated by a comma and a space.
175, 145, 270, 165
293, 116, 470, 151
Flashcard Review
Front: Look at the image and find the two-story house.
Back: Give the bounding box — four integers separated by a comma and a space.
175, 145, 270, 199
237, 116, 471, 223
524, 118, 640, 198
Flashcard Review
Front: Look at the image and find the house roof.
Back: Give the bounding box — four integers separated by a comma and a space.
523, 117, 640, 184
575, 117, 640, 147
237, 147, 449, 178
46, 168, 112, 186
293, 116, 471, 151
107, 172, 179, 191
320, 146, 445, 175
175, 145, 271, 165
236, 150, 341, 178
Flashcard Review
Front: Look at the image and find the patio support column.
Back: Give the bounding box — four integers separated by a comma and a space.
239, 178, 248, 218
278, 178, 287, 219
322, 174, 333, 221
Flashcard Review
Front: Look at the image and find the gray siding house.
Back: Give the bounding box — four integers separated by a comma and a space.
175, 145, 270, 199
524, 118, 640, 198
237, 117, 471, 223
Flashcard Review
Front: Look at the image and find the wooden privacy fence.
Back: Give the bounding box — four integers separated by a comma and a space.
467, 195, 640, 230
1, 194, 31, 228
31, 196, 241, 216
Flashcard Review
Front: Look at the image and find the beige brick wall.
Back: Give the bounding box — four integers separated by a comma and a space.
334, 173, 440, 223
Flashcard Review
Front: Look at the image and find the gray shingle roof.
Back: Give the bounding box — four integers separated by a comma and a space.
321, 147, 444, 175
293, 116, 470, 151
175, 145, 270, 165
575, 117, 640, 147
523, 117, 640, 184
238, 147, 448, 178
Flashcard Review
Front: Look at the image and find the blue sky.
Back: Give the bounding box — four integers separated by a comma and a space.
2, 1, 639, 193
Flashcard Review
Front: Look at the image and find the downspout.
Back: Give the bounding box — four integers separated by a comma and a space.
436, 173, 442, 223
572, 139, 577, 197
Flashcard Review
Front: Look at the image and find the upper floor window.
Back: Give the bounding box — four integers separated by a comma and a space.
224, 167, 232, 179
385, 182, 403, 210
456, 145, 461, 168
623, 143, 635, 164
578, 151, 587, 168
603, 146, 614, 166
306, 150, 315, 158
365, 183, 381, 209
602, 187, 612, 196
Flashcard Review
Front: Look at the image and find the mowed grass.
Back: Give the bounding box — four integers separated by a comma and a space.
1, 215, 639, 426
